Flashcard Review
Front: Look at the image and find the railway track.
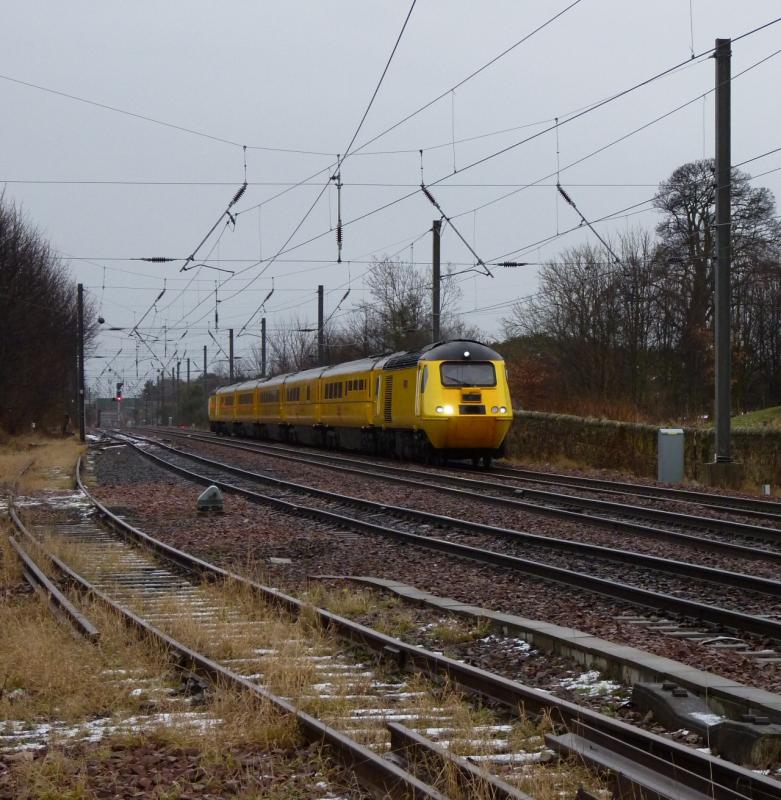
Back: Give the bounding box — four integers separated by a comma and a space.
9, 451, 781, 800
143, 427, 781, 554
489, 464, 781, 521
113, 431, 781, 646
8, 477, 549, 799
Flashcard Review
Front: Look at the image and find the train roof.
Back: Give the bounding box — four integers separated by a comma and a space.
320, 356, 386, 378
384, 339, 503, 370
214, 379, 267, 395
211, 340, 502, 395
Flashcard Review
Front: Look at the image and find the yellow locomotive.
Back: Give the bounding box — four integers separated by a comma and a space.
209, 339, 512, 465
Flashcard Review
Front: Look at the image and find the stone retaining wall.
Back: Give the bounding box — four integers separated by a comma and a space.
506, 410, 781, 486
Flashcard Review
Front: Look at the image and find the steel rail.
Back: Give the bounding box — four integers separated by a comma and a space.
9, 497, 448, 800
121, 434, 781, 596
143, 428, 781, 556
116, 434, 781, 642
491, 464, 781, 519
6, 529, 100, 641
145, 427, 781, 521
70, 455, 780, 800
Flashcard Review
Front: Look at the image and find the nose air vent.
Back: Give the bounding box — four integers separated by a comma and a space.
384, 376, 394, 422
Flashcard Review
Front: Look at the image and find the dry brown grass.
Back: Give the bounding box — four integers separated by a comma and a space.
3, 686, 343, 800
0, 570, 357, 799
0, 528, 23, 589
14, 536, 609, 799
0, 434, 84, 494
301, 583, 491, 644
0, 593, 179, 723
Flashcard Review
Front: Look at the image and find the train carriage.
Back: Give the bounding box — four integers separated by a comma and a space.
282, 367, 321, 431
210, 339, 512, 464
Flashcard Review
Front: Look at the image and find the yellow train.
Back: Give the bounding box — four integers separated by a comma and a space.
209, 339, 513, 465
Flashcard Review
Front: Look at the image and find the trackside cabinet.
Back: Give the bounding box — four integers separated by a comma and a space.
657, 428, 684, 484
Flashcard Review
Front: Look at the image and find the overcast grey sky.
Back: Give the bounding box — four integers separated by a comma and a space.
2, 1, 779, 395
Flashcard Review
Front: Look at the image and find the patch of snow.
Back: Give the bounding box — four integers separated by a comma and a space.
0, 711, 221, 753
689, 712, 725, 727
558, 670, 622, 697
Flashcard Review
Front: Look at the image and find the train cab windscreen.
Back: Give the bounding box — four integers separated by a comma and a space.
440, 362, 496, 387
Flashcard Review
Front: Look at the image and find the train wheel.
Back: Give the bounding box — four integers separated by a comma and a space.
481, 455, 492, 470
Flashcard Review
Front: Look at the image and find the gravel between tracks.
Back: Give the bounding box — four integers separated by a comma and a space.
89, 444, 781, 694
132, 440, 781, 618
161, 436, 781, 581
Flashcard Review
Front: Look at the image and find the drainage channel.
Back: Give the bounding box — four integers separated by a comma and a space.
10, 491, 600, 800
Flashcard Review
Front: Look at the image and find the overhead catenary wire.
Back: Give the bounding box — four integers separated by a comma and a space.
82, 14, 780, 384
234, 0, 418, 337
226, 21, 781, 298
446, 43, 781, 222
347, 0, 586, 158
88, 15, 781, 349
0, 71, 335, 156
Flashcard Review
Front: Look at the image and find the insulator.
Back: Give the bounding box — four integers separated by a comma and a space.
421, 184, 437, 206
141, 257, 174, 263
336, 223, 342, 246
498, 261, 530, 268
231, 182, 248, 205
556, 185, 574, 206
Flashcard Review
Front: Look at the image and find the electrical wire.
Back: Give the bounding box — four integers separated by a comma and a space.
0, 71, 334, 156
234, 0, 419, 336
348, 0, 586, 157
86, 14, 781, 379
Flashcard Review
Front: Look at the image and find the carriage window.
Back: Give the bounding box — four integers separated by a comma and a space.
440, 362, 496, 387
239, 393, 253, 405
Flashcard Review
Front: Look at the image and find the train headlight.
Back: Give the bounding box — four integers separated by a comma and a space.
500, 406, 507, 413
491, 405, 499, 413
436, 405, 444, 413
436, 404, 454, 415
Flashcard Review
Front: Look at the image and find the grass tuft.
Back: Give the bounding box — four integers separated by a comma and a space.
0, 434, 84, 494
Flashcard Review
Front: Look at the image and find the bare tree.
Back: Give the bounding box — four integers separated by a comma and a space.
654, 158, 781, 413
0, 194, 96, 433
341, 258, 478, 355
501, 160, 781, 420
